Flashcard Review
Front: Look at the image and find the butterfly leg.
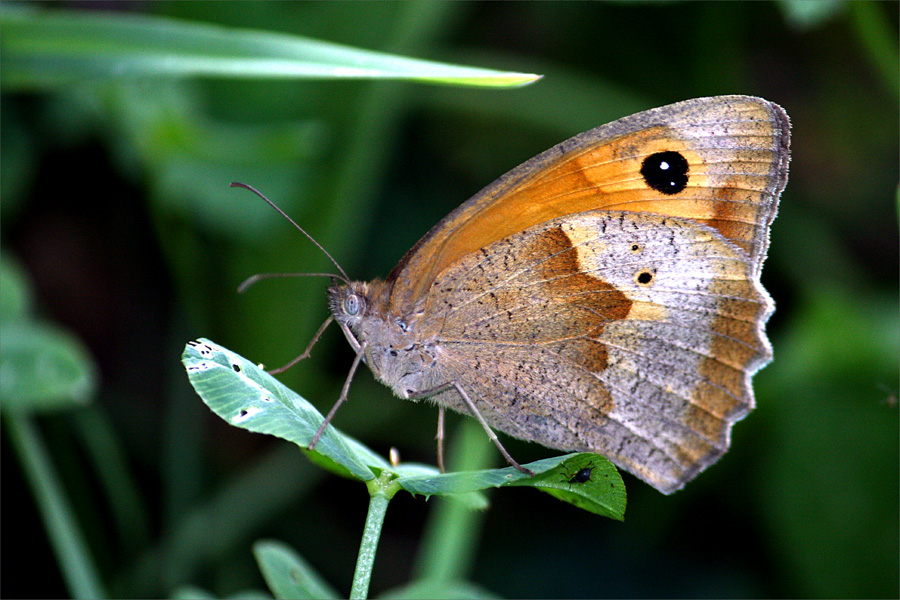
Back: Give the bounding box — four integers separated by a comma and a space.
410, 382, 535, 476
268, 315, 335, 374
308, 341, 366, 450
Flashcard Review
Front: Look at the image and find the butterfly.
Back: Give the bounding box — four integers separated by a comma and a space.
240, 95, 790, 494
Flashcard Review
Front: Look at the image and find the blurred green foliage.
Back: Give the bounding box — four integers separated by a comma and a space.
1, 2, 897, 599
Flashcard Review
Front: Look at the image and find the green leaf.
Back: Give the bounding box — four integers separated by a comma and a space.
379, 579, 501, 599
183, 339, 626, 518
223, 592, 272, 600
1, 7, 541, 89
1, 320, 98, 412
398, 454, 626, 520
0, 254, 34, 321
0, 257, 98, 412
170, 584, 272, 599
183, 338, 385, 481
512, 455, 627, 520
392, 461, 489, 511
169, 585, 219, 599
254, 540, 339, 600
777, 0, 845, 31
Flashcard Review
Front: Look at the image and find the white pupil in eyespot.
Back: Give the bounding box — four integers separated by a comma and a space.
659, 161, 670, 170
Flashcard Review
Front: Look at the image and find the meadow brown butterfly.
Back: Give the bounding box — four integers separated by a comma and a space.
241, 95, 790, 494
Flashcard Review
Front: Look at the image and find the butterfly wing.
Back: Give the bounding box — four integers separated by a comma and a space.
420, 210, 773, 494
386, 95, 790, 312
375, 95, 790, 493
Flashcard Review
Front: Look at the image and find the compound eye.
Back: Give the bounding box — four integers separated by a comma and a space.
343, 294, 361, 316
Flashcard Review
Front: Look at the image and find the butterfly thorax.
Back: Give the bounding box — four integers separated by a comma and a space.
327, 280, 438, 400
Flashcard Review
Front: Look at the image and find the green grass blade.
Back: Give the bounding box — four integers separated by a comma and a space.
3, 414, 107, 599
1, 7, 541, 89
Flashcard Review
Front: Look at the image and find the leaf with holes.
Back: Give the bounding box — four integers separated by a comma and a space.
183, 338, 385, 480
182, 339, 626, 519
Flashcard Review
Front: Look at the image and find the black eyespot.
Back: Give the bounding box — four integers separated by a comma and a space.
640, 151, 689, 195
630, 243, 641, 253
389, 349, 398, 357
232, 363, 242, 372
343, 294, 360, 316
636, 271, 654, 285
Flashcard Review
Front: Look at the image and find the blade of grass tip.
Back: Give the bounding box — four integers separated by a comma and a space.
0, 7, 540, 88
412, 419, 494, 583
4, 413, 107, 599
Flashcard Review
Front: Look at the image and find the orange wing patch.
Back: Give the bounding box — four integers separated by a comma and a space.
387, 96, 788, 310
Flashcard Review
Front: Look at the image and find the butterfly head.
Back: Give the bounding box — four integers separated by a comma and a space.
327, 279, 434, 396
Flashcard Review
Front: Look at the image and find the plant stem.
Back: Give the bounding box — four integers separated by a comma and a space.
350, 471, 399, 599
4, 413, 107, 599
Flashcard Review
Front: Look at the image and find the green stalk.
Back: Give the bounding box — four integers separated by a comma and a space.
351, 471, 400, 599
3, 413, 106, 599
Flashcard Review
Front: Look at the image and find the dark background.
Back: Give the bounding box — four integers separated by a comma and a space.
3, 2, 898, 598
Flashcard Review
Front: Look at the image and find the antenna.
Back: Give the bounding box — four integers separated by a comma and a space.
237, 272, 348, 294
230, 182, 350, 283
